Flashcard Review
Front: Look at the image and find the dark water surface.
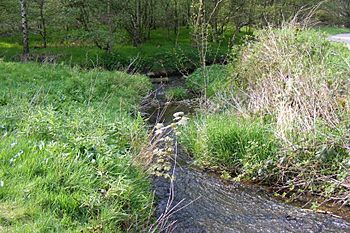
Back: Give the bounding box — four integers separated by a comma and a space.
153, 155, 350, 233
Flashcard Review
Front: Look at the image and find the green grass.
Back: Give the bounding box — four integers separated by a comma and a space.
0, 62, 153, 232
185, 64, 229, 97
164, 87, 189, 101
180, 114, 278, 176
316, 26, 350, 36
0, 27, 246, 73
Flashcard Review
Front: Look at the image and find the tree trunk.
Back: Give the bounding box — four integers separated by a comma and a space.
20, 0, 29, 55
173, 0, 179, 35
39, 0, 47, 48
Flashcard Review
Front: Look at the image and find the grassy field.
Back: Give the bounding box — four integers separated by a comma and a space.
0, 62, 154, 232
0, 28, 244, 73
317, 26, 350, 35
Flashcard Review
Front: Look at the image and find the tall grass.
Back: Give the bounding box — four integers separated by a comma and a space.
181, 24, 350, 207
0, 62, 154, 232
180, 114, 278, 177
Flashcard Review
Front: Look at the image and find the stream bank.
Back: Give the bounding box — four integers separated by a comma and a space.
141, 76, 350, 233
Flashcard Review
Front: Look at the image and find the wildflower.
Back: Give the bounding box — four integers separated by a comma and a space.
155, 129, 163, 135
14, 150, 24, 159
164, 136, 172, 142
173, 112, 184, 118
155, 123, 164, 129
9, 158, 15, 165
0, 180, 4, 188
177, 116, 189, 126
37, 141, 45, 150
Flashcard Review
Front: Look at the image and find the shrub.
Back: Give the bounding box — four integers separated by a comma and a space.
231, 25, 350, 142
182, 24, 350, 206
226, 24, 350, 205
186, 64, 228, 97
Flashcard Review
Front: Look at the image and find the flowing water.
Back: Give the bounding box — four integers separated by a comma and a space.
143, 77, 350, 233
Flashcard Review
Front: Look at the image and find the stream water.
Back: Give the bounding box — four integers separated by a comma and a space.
142, 77, 350, 233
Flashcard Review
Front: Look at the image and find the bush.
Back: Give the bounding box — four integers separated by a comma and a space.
186, 64, 228, 97
229, 25, 350, 204
0, 62, 153, 232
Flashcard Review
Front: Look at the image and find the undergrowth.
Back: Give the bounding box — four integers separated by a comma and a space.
181, 24, 350, 207
164, 87, 189, 101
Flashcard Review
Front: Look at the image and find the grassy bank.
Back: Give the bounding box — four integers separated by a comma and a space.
317, 26, 350, 35
0, 28, 247, 74
180, 26, 350, 207
0, 62, 153, 232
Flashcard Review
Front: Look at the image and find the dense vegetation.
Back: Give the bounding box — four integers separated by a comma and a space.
1, 0, 350, 231
180, 26, 350, 207
0, 62, 153, 232
1, 1, 349, 73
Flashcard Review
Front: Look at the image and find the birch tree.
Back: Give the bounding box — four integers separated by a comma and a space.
19, 0, 29, 55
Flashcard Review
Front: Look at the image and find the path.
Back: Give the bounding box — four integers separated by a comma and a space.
329, 33, 350, 48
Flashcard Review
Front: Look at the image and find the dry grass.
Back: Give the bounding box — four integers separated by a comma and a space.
233, 23, 350, 144
219, 22, 350, 206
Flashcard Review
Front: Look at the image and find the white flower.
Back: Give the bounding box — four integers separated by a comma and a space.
0, 180, 4, 188
155, 123, 164, 129
173, 112, 184, 118
177, 117, 189, 126
14, 150, 24, 159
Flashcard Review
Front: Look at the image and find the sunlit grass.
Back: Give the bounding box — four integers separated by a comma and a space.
0, 62, 153, 232
0, 27, 240, 72
316, 26, 350, 35
0, 42, 21, 48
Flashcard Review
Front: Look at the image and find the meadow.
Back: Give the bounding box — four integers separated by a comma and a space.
0, 62, 153, 232
0, 28, 242, 74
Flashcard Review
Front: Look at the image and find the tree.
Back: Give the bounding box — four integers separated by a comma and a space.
19, 0, 30, 55
61, 0, 119, 52
118, 0, 153, 46
333, 0, 350, 27
33, 0, 47, 48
